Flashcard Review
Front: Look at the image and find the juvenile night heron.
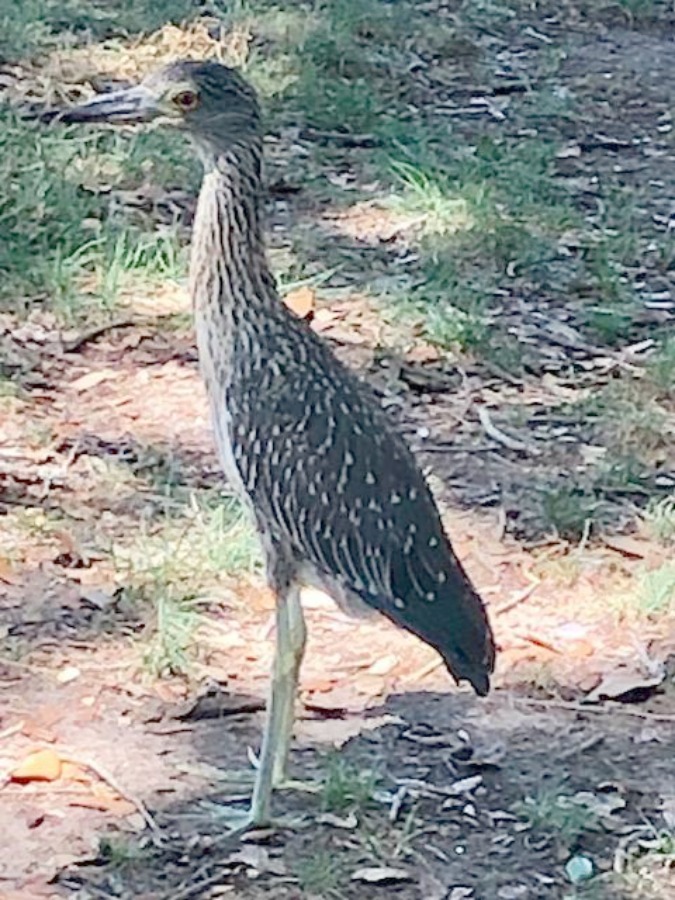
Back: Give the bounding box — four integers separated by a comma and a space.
38, 61, 495, 829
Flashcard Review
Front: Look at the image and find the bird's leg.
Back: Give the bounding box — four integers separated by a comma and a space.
271, 584, 306, 787
210, 579, 312, 831
249, 582, 306, 824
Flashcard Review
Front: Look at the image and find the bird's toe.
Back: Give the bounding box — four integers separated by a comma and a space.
274, 775, 320, 794
201, 799, 308, 834
201, 801, 259, 834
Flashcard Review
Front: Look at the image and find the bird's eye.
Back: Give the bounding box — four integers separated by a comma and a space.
173, 90, 199, 111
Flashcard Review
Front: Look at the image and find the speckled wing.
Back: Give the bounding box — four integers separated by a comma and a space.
230, 314, 495, 696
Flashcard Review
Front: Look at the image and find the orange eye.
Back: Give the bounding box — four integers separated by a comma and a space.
173, 90, 199, 110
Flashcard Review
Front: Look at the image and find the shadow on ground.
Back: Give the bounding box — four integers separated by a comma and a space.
52, 689, 674, 900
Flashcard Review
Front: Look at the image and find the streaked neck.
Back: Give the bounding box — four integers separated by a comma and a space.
190, 138, 277, 318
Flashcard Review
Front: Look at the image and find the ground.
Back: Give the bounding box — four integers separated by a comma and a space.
1, 1, 675, 898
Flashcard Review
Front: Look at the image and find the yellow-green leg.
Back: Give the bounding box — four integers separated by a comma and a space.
208, 583, 308, 832
249, 584, 306, 824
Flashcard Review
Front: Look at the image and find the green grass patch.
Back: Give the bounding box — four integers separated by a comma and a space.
0, 0, 199, 60
0, 111, 101, 309
320, 754, 379, 815
640, 494, 675, 545
375, 137, 579, 364
112, 492, 261, 595
112, 491, 260, 677
142, 588, 200, 678
540, 485, 597, 541
633, 564, 675, 616
0, 108, 191, 319
97, 834, 148, 869
3, 0, 674, 378
0, 377, 20, 398
594, 382, 672, 458
292, 847, 345, 898
610, 562, 675, 620
389, 161, 475, 237
514, 784, 602, 851
646, 336, 675, 395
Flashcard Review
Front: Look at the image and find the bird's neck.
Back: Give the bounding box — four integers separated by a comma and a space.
190, 139, 277, 322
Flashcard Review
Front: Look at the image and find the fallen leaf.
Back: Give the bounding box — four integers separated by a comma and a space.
315, 811, 358, 829
80, 587, 117, 610
570, 790, 625, 820
405, 342, 442, 364
60, 761, 92, 784
579, 444, 608, 466
351, 866, 412, 884
448, 775, 483, 795
311, 307, 347, 330
122, 812, 148, 832
634, 725, 664, 744
283, 286, 315, 319
174, 686, 264, 721
56, 666, 81, 685
585, 668, 664, 702
73, 785, 136, 817
418, 872, 448, 900
70, 368, 118, 392
303, 687, 360, 717
153, 680, 190, 703
303, 676, 338, 693
52, 530, 88, 568
556, 143, 582, 158
11, 748, 63, 783
601, 535, 649, 558
498, 887, 529, 900
227, 845, 270, 871
367, 654, 399, 676
20, 718, 58, 744
659, 795, 675, 829
0, 557, 18, 584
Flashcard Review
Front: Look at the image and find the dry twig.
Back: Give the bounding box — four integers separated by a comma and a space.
477, 406, 541, 456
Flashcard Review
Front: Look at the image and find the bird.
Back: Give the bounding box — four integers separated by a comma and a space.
36, 61, 495, 830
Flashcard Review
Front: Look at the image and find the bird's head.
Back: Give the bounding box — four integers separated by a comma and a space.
40, 60, 261, 152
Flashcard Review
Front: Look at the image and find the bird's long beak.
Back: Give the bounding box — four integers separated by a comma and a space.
37, 85, 160, 125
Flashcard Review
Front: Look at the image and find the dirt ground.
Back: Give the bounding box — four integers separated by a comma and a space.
2, 3, 675, 900
3, 313, 675, 899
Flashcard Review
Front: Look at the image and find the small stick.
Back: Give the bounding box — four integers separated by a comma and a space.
515, 697, 675, 723
577, 518, 592, 552
169, 828, 256, 900
477, 406, 540, 456
406, 658, 443, 683
62, 752, 162, 838
63, 319, 137, 353
493, 579, 540, 616
169, 864, 233, 900
0, 722, 23, 741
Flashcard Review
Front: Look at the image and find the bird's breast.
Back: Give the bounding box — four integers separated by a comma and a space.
193, 306, 248, 503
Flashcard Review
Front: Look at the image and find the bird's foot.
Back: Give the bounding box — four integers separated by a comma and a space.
214, 767, 320, 794
275, 776, 320, 794
203, 803, 258, 836
201, 801, 308, 835
214, 769, 258, 787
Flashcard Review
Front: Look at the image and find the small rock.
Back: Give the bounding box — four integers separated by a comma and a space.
498, 886, 528, 899
351, 866, 412, 884
565, 854, 594, 884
